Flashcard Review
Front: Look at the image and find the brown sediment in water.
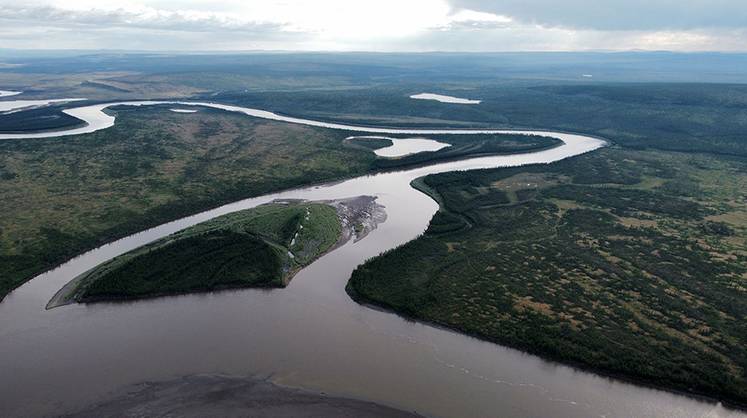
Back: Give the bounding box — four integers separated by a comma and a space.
60, 374, 422, 418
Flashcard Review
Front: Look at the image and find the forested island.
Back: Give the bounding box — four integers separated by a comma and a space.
50, 197, 384, 306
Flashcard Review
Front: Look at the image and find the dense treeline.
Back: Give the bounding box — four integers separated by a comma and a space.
71, 202, 341, 302
0, 105, 85, 133
345, 137, 392, 150
349, 148, 747, 407
81, 230, 284, 301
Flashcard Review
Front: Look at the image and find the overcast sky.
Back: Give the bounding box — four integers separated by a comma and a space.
1, 0, 745, 51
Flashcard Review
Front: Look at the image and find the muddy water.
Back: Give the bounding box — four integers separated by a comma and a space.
0, 101, 741, 418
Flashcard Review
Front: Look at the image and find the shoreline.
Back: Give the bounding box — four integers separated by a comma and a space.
13, 133, 566, 306
47, 196, 387, 309
10, 98, 699, 417
345, 282, 747, 413
346, 164, 747, 413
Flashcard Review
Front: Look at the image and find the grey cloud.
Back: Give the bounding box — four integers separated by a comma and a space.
449, 0, 747, 30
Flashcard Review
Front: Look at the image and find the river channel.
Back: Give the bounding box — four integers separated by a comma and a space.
0, 99, 740, 418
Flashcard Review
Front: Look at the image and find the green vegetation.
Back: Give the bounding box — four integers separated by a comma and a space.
0, 106, 369, 300
344, 133, 560, 169
4, 53, 747, 408
0, 105, 552, 300
0, 105, 85, 133
68, 202, 340, 302
225, 83, 747, 158
371, 134, 559, 170
349, 148, 747, 406
344, 136, 393, 150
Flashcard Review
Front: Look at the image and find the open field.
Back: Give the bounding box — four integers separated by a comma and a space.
349, 148, 747, 406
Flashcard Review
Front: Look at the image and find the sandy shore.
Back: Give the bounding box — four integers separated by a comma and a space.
326, 195, 387, 243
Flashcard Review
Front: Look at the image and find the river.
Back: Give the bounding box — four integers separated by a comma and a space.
0, 100, 741, 418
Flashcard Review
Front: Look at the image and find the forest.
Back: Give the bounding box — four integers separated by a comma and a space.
0, 104, 564, 300
67, 202, 340, 302
349, 147, 747, 407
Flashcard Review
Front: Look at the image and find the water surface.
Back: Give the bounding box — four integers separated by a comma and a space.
0, 101, 741, 418
0, 97, 84, 113
410, 93, 481, 104
347, 135, 450, 157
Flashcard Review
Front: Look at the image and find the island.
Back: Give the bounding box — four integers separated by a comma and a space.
49, 196, 385, 306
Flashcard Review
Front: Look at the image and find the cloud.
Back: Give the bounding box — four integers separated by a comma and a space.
0, 4, 285, 33
448, 0, 747, 31
0, 0, 744, 51
435, 10, 514, 31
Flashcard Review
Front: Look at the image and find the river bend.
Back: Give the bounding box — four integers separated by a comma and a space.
0, 100, 740, 418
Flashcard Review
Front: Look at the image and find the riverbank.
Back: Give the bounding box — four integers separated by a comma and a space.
0, 102, 561, 303
47, 196, 385, 307
348, 147, 747, 409
6, 126, 723, 418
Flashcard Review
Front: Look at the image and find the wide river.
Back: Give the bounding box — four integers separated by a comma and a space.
0, 100, 742, 418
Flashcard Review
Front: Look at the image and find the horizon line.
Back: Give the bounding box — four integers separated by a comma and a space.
2, 48, 747, 55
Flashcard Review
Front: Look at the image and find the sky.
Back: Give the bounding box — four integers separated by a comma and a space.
0, 0, 745, 52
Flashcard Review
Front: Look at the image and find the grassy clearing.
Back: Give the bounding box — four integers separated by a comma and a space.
68, 202, 340, 302
348, 148, 747, 406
